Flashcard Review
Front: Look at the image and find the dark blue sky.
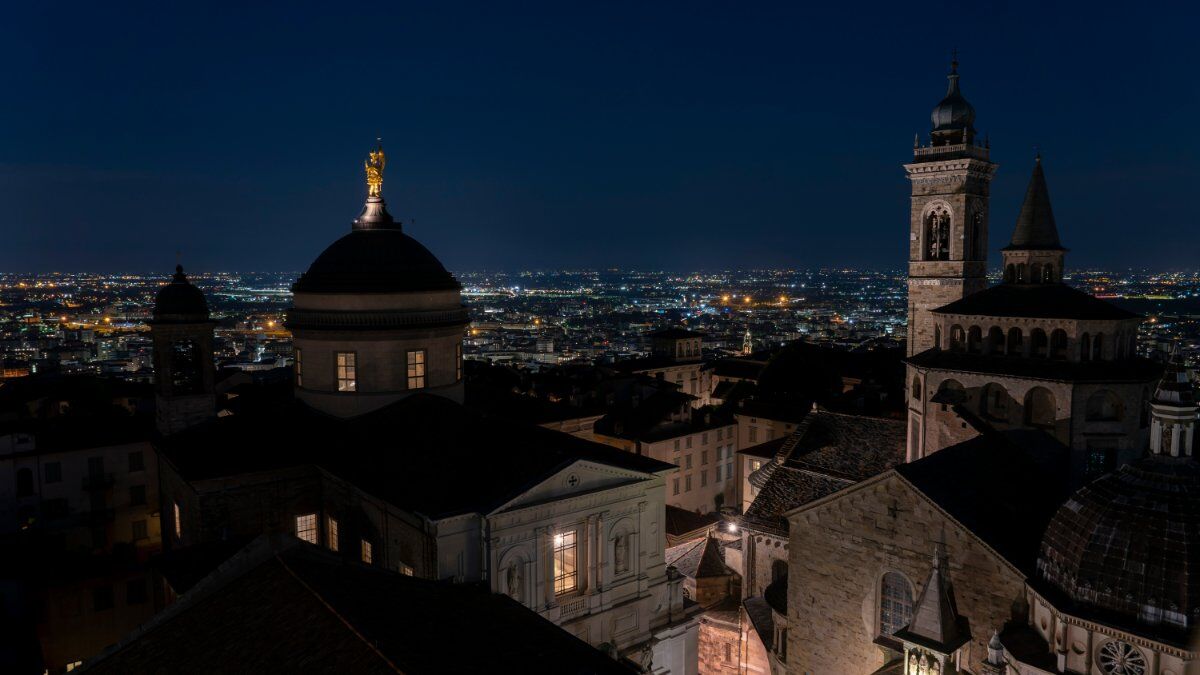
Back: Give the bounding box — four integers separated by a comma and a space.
2, 2, 1196, 273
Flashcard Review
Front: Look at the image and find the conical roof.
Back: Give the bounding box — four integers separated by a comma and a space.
893, 546, 971, 653
1005, 158, 1065, 251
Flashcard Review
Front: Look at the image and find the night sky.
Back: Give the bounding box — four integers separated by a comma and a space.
2, 2, 1196, 274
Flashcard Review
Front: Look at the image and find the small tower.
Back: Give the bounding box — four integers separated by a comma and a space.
979, 631, 1006, 675
150, 265, 217, 435
1000, 156, 1067, 285
893, 545, 972, 674
905, 58, 998, 356
1149, 349, 1197, 457
742, 326, 753, 355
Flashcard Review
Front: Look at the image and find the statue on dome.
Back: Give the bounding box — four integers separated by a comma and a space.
365, 142, 386, 197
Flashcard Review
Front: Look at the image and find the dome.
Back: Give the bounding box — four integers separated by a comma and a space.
292, 229, 461, 294
1038, 455, 1200, 631
930, 64, 976, 132
153, 265, 210, 319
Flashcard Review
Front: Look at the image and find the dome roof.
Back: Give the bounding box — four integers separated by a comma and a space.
292, 229, 460, 294
153, 265, 210, 319
1038, 456, 1200, 632
931, 63, 976, 132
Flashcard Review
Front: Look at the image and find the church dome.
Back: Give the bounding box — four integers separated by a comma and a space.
930, 62, 976, 132
153, 265, 210, 320
292, 229, 460, 294
1037, 456, 1200, 631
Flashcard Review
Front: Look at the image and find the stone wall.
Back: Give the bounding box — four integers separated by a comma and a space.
785, 474, 1027, 674
698, 610, 741, 674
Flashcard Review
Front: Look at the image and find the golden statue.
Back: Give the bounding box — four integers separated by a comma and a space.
365, 142, 386, 198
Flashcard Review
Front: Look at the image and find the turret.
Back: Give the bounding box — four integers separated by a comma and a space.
150, 265, 217, 435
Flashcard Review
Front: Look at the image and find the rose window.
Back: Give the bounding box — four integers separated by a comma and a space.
1098, 640, 1147, 675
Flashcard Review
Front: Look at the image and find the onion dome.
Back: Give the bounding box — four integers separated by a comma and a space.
1004, 156, 1065, 251
152, 265, 210, 321
1038, 357, 1200, 635
930, 59, 976, 133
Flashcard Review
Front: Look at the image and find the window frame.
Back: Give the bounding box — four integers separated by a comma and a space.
295, 513, 318, 544
327, 516, 339, 552
407, 349, 427, 390
553, 529, 579, 596
361, 539, 373, 564
294, 348, 303, 387
335, 351, 357, 392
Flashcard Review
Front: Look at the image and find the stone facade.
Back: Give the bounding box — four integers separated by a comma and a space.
785, 474, 1027, 675
904, 145, 996, 357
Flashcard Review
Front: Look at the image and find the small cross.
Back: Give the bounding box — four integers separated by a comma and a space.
567, 475, 579, 488
887, 500, 908, 519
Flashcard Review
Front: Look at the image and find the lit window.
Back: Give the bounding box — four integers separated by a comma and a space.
407, 349, 426, 389
553, 530, 578, 595
336, 352, 357, 392
399, 562, 414, 576
173, 502, 182, 539
361, 539, 373, 564
327, 517, 339, 552
295, 348, 303, 387
295, 514, 317, 544
455, 344, 463, 381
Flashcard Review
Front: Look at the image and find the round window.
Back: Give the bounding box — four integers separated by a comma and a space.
1098, 640, 1147, 675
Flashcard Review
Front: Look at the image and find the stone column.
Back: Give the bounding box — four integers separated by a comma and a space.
596, 512, 606, 591
586, 514, 597, 594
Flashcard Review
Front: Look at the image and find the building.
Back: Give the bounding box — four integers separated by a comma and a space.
149, 148, 700, 673
615, 328, 711, 406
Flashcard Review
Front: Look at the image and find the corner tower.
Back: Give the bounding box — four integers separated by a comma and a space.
150, 265, 217, 435
287, 144, 469, 418
905, 60, 997, 356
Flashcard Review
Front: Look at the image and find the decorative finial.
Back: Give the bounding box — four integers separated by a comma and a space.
950, 48, 959, 73
1034, 146, 1041, 162
914, 132, 920, 149
365, 140, 386, 198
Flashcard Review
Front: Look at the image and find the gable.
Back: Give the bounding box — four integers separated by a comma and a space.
491, 460, 653, 514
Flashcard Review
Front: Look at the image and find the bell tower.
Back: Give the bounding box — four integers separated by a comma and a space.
150, 265, 217, 435
905, 59, 997, 356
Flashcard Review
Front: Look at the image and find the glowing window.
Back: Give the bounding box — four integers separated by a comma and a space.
361, 539, 373, 564
327, 517, 339, 552
173, 502, 182, 539
294, 348, 303, 387
407, 349, 426, 389
399, 562, 414, 576
553, 530, 578, 595
295, 514, 317, 544
455, 344, 463, 381
336, 352, 357, 392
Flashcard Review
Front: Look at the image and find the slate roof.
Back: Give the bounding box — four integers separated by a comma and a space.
895, 430, 1073, 575
83, 535, 634, 674
665, 537, 731, 580
742, 596, 774, 652
932, 282, 1138, 320
158, 393, 674, 520
1004, 158, 1064, 251
741, 411, 905, 536
907, 349, 1161, 384
664, 506, 721, 541
1037, 454, 1200, 646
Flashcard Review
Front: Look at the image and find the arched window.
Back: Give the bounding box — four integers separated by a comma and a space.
1030, 329, 1048, 358
15, 468, 33, 498
1086, 390, 1124, 421
949, 325, 965, 352
771, 559, 788, 584
936, 379, 965, 410
1024, 387, 1056, 428
1092, 334, 1104, 360
1043, 265, 1056, 283
986, 327, 1004, 355
967, 326, 982, 354
981, 383, 1009, 422
1030, 263, 1043, 283
1115, 334, 1126, 359
925, 207, 951, 261
1017, 263, 1027, 283
934, 324, 941, 350
1005, 264, 1015, 283
1007, 327, 1024, 356
1050, 329, 1068, 360
911, 376, 922, 401
1080, 333, 1091, 361
970, 213, 984, 260
879, 572, 913, 637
